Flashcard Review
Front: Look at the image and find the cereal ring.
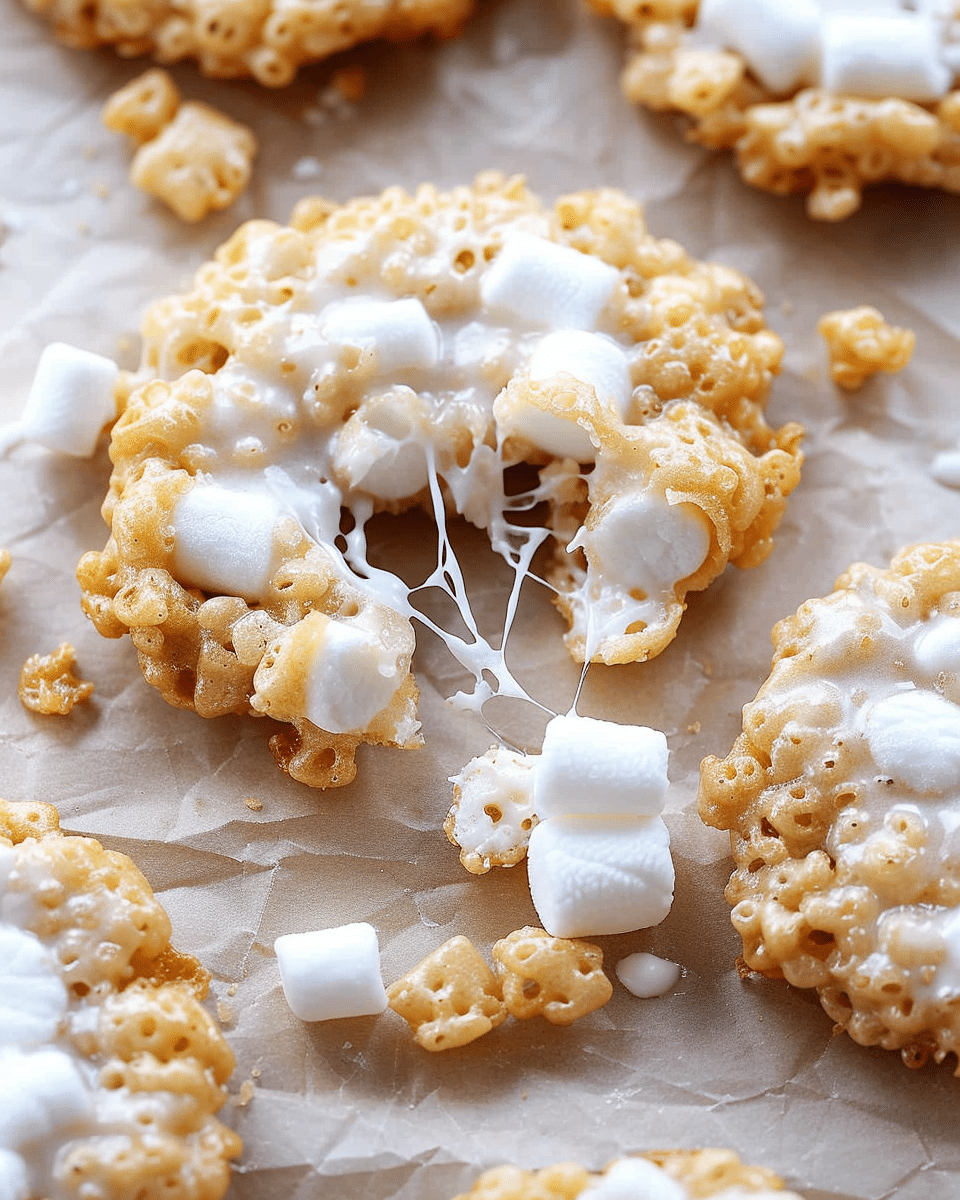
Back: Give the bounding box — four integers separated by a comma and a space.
19, 0, 475, 87
589, 1, 960, 219
77, 174, 801, 788
491, 926, 612, 1025
699, 540, 960, 1071
451, 1148, 802, 1198
0, 798, 241, 1198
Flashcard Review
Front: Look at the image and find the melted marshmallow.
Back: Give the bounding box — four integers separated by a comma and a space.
582, 1158, 687, 1200
862, 688, 960, 793
615, 952, 682, 998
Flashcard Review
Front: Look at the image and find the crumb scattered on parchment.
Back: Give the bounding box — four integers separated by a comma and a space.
687, 721, 701, 735
19, 642, 94, 715
217, 1000, 235, 1025
228, 983, 238, 997
244, 795, 263, 812
251, 1065, 261, 1080
0, 549, 10, 585
236, 1078, 256, 1107
303, 66, 366, 125
818, 305, 915, 391
92, 181, 110, 200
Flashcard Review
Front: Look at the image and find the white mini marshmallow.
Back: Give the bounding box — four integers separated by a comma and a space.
914, 614, 960, 677
526, 814, 674, 939
582, 1158, 687, 1200
0, 1048, 91, 1148
615, 952, 681, 999
0, 928, 68, 1048
820, 15, 952, 102
303, 616, 402, 733
930, 449, 960, 490
320, 298, 440, 373
171, 484, 290, 601
10, 343, 119, 457
275, 923, 388, 1022
696, 0, 820, 93
863, 688, 960, 793
535, 714, 669, 820
0, 1150, 28, 1200
480, 234, 621, 331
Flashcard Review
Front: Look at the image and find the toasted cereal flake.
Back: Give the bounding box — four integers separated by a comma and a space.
491, 926, 612, 1025
818, 305, 916, 390
699, 539, 960, 1071
19, 643, 94, 715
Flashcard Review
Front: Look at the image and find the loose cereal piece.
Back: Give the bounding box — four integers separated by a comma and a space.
590, 1, 960, 218
77, 175, 801, 788
130, 101, 256, 222
20, 0, 475, 87
386, 934, 507, 1051
445, 745, 538, 874
0, 549, 10, 584
450, 1149, 801, 1199
699, 539, 960, 1071
0, 798, 240, 1199
491, 926, 612, 1026
19, 642, 95, 715
102, 67, 181, 145
818, 305, 916, 390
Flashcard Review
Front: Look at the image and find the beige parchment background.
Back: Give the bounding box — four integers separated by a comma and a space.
3, 2, 960, 1196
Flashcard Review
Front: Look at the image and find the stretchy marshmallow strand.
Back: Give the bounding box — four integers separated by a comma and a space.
3, 343, 119, 457
275, 924, 389, 1022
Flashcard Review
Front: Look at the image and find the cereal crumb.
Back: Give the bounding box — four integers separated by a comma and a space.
0, 549, 10, 585
216, 1000, 235, 1025
687, 721, 701, 735
236, 1078, 256, 1107
818, 306, 916, 391
330, 65, 366, 103
228, 983, 238, 997
19, 643, 94, 715
92, 181, 110, 200
244, 795, 263, 812
251, 1064, 261, 1079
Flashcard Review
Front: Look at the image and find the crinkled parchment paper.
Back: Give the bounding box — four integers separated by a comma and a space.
3, 2, 960, 1196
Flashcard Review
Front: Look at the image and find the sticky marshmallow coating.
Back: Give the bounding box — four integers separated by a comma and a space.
78, 176, 800, 788
698, 540, 960, 1071
275, 923, 389, 1022
13, 343, 119, 457
582, 1158, 686, 1200
526, 814, 675, 939
0, 798, 240, 1199
445, 745, 538, 874
595, 0, 960, 219
535, 714, 669, 819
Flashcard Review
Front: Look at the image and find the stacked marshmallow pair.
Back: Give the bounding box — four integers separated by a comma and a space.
526, 714, 675, 940
696, 0, 960, 103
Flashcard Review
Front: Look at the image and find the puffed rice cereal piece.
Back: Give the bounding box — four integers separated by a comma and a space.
20, 0, 475, 87
19, 642, 95, 715
0, 797, 241, 1199
386, 934, 507, 1051
491, 926, 612, 1025
817, 305, 916, 390
102, 67, 181, 145
445, 745, 538, 874
76, 174, 802, 789
589, 1, 960, 219
699, 539, 960, 1072
450, 1148, 801, 1199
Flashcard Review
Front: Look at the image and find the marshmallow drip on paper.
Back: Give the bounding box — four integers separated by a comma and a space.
700, 540, 960, 1071
77, 175, 801, 788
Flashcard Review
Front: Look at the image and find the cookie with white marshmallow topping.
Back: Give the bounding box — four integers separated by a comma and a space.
76, 173, 801, 788
700, 540, 960, 1071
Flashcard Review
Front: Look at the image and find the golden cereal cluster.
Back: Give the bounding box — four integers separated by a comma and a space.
699, 541, 960, 1071
22, 0, 475, 86
0, 798, 241, 1199
104, 69, 256, 221
386, 928, 611, 1051
817, 305, 916, 391
589, 0, 960, 219
451, 1148, 799, 1199
19, 641, 95, 715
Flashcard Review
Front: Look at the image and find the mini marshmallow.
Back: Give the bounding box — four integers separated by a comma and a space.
494, 384, 597, 463
526, 814, 674, 939
535, 714, 669, 819
480, 234, 621, 331
275, 922, 388, 1022
320, 298, 440, 373
914, 614, 960, 677
615, 952, 681, 999
0, 928, 68, 1048
583, 1158, 687, 1200
696, 0, 820, 93
0, 1047, 91, 1147
930, 450, 960, 490
171, 483, 290, 600
7, 343, 119, 457
336, 389, 430, 500
863, 688, 960, 793
820, 15, 952, 102
0, 1150, 28, 1200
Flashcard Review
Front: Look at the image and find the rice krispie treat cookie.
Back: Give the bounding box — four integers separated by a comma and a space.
0, 797, 241, 1198
451, 1148, 803, 1199
589, 1, 960, 219
20, 0, 474, 87
700, 540, 960, 1071
76, 173, 801, 788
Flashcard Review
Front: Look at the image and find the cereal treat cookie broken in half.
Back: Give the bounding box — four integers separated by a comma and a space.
77, 174, 802, 789
451, 1148, 803, 1199
0, 797, 241, 1198
700, 540, 960, 1071
588, 0, 960, 219
20, 0, 474, 86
